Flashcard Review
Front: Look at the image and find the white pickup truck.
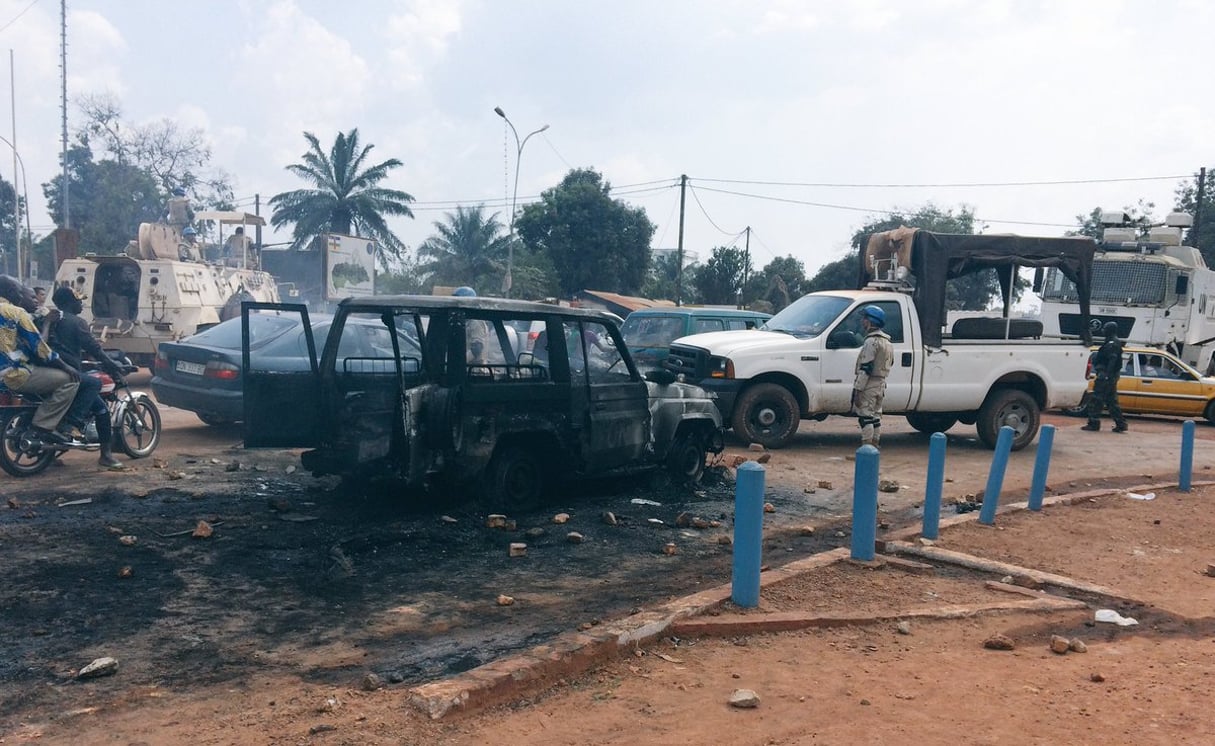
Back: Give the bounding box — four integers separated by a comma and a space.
665, 229, 1100, 450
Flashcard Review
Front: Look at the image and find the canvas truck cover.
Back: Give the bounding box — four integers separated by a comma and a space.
860, 229, 1098, 347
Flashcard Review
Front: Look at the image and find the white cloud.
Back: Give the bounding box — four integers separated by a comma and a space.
383, 0, 464, 91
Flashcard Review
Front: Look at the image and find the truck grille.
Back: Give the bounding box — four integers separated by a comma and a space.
665, 344, 706, 378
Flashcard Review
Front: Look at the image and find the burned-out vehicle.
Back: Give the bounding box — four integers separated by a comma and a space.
241, 297, 724, 509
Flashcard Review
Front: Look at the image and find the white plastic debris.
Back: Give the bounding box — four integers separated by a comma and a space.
1094, 609, 1139, 626
631, 498, 662, 506
1124, 491, 1156, 501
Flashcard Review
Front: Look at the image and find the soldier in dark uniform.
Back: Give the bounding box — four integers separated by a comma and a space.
1083, 321, 1128, 433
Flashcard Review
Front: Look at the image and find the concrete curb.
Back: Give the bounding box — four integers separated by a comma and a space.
669, 595, 1088, 637
406, 481, 1211, 720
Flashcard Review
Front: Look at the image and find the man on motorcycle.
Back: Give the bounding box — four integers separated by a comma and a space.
48, 285, 128, 469
0, 276, 82, 445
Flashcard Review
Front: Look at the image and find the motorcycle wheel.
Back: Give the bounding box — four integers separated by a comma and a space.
116, 397, 162, 458
0, 409, 56, 477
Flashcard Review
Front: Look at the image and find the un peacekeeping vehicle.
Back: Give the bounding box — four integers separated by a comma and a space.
55, 212, 279, 369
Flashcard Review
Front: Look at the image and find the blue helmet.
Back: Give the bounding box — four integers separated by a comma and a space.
182, 226, 197, 236
172, 187, 187, 197
453, 286, 476, 297
862, 305, 885, 327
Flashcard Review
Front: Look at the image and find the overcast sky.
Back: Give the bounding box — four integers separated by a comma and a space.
0, 0, 1210, 283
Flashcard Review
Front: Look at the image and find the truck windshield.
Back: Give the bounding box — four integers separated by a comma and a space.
1041, 261, 1169, 305
764, 294, 852, 338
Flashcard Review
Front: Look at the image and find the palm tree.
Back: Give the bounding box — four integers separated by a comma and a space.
417, 205, 512, 292
269, 129, 415, 260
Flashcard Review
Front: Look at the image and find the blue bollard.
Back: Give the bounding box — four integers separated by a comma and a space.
921, 432, 947, 539
979, 426, 1015, 525
851, 444, 880, 560
1028, 424, 1055, 511
732, 461, 766, 607
1180, 420, 1195, 492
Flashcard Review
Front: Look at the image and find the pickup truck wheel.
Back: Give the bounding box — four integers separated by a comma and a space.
666, 431, 707, 484
484, 446, 544, 512
977, 388, 1039, 451
905, 413, 958, 434
732, 383, 799, 449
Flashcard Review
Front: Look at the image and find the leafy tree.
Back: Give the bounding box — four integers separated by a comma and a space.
43, 137, 164, 254
376, 251, 426, 295
514, 168, 654, 297
642, 251, 688, 301
745, 255, 807, 311
0, 176, 24, 275
693, 246, 752, 305
270, 129, 415, 262
417, 205, 511, 293
77, 93, 234, 208
805, 203, 1017, 310
1174, 170, 1215, 265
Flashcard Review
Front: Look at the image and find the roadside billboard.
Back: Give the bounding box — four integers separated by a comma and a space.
323, 234, 377, 300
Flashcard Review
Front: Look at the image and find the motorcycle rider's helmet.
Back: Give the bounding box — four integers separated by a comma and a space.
862, 305, 885, 328
453, 286, 477, 297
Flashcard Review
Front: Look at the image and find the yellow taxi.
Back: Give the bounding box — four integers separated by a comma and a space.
1083, 346, 1215, 424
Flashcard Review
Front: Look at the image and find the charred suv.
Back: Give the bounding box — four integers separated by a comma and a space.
667, 230, 1099, 451
241, 297, 724, 509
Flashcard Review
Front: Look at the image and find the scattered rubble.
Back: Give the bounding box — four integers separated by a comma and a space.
729, 689, 760, 708
983, 634, 1016, 650
508, 543, 527, 558
77, 656, 119, 679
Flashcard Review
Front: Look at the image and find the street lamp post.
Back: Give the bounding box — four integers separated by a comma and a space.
494, 106, 548, 298
0, 133, 30, 282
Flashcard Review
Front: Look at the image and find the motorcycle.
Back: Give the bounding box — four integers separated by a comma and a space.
0, 352, 162, 477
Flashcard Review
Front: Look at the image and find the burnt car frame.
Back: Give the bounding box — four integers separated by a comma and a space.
241, 297, 724, 509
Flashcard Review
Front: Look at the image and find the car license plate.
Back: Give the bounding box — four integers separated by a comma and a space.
176, 360, 206, 376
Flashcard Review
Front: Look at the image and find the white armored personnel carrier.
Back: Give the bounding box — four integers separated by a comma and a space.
55, 212, 280, 368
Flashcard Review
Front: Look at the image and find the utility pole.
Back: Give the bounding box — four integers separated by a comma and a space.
739, 226, 751, 309
59, 0, 68, 229
1194, 167, 1206, 251
675, 174, 687, 306
254, 193, 262, 251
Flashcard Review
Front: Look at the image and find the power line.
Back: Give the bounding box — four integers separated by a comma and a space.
0, 0, 42, 35
690, 173, 1193, 189
687, 183, 745, 236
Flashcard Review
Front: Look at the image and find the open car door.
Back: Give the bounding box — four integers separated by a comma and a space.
242, 302, 323, 448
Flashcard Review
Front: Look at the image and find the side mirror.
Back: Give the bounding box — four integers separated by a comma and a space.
645, 369, 677, 385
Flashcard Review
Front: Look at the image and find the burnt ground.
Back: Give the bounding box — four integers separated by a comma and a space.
0, 458, 858, 726
1, 397, 1209, 733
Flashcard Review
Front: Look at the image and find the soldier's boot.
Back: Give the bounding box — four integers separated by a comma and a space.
1112, 422, 1128, 433
1081, 421, 1100, 432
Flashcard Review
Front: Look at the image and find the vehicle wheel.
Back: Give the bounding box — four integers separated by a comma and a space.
1064, 394, 1090, 417
666, 430, 707, 484
976, 388, 1039, 451
731, 383, 799, 449
197, 412, 237, 427
483, 445, 545, 512
1204, 400, 1215, 426
905, 413, 958, 434
220, 291, 256, 322
117, 397, 162, 458
0, 410, 55, 477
